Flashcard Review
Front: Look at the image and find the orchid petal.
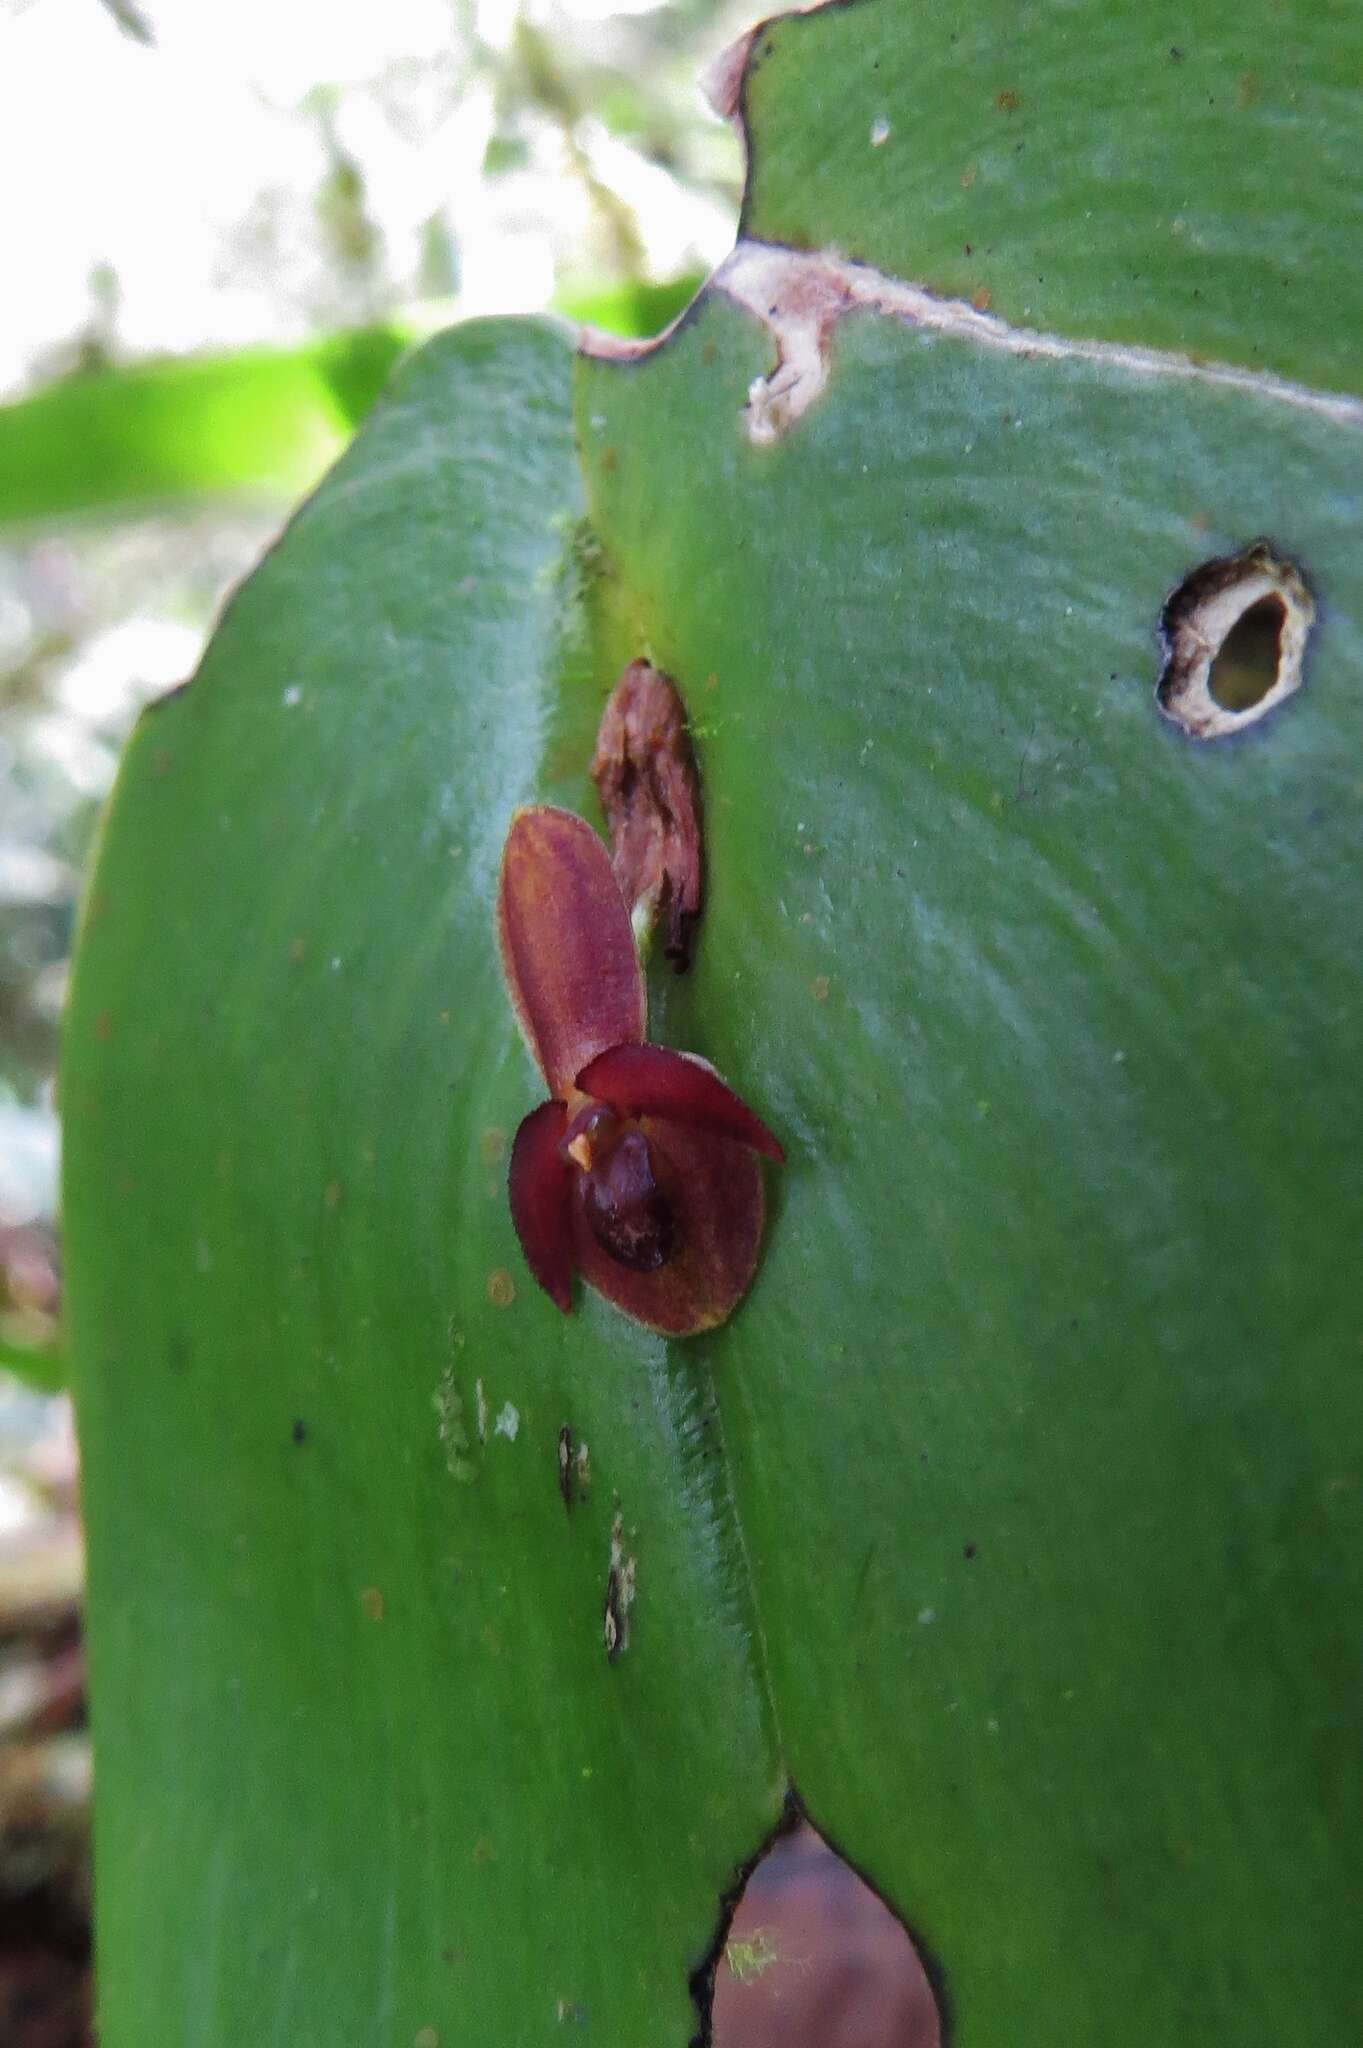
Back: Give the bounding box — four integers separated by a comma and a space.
508, 1099, 574, 1313
576, 1042, 785, 1163
497, 806, 645, 1098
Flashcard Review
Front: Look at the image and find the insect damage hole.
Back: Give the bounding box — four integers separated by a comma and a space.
698, 1810, 943, 2048
1156, 540, 1314, 740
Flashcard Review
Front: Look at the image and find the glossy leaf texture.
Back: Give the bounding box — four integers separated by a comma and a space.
738, 0, 1363, 391
63, 3, 1362, 2046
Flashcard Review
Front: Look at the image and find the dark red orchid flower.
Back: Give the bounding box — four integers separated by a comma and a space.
497, 804, 783, 1335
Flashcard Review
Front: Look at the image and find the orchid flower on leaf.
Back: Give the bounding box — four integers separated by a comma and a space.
496, 804, 783, 1336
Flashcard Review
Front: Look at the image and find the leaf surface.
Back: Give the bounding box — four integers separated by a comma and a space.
65, 4, 1362, 2044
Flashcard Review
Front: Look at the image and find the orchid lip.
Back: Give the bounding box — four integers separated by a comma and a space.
555, 1100, 679, 1274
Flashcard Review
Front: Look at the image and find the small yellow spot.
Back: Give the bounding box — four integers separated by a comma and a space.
472, 1837, 496, 1865
414, 2029, 440, 2048
324, 1180, 342, 1210
961, 163, 977, 188
289, 935, 307, 964
487, 1268, 516, 1308
479, 1127, 506, 1166
1237, 69, 1261, 109
705, 671, 719, 691
809, 975, 830, 1002
724, 1926, 789, 1985
360, 1587, 385, 1622
972, 287, 992, 312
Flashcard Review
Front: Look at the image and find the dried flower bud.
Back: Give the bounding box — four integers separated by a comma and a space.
591, 660, 703, 970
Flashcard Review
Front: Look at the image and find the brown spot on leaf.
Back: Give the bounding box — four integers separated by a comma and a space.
971, 287, 992, 312
591, 660, 703, 970
359, 1587, 385, 1622
994, 88, 1020, 113
486, 1268, 517, 1308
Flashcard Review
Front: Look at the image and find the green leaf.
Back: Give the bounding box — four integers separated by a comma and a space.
555, 271, 703, 339
0, 330, 411, 528
0, 1337, 67, 1395
64, 3, 1362, 2045
738, 0, 1363, 393
64, 317, 780, 2046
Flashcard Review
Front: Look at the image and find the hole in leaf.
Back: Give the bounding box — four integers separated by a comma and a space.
707, 1815, 943, 2048
1155, 539, 1314, 740
1207, 594, 1286, 712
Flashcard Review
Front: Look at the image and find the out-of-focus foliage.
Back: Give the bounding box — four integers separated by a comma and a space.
0, 333, 410, 528
0, 0, 742, 401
